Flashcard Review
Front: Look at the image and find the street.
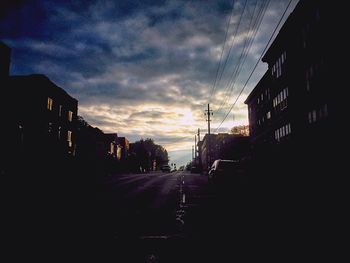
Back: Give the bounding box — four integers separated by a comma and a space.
1, 166, 342, 262
91, 170, 264, 261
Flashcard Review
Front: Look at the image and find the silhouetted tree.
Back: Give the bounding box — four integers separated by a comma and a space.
230, 125, 249, 136
129, 138, 169, 172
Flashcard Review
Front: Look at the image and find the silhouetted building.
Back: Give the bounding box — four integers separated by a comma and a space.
117, 137, 129, 161
200, 133, 250, 173
103, 133, 119, 159
1, 74, 78, 174
0, 41, 10, 80
245, 0, 335, 176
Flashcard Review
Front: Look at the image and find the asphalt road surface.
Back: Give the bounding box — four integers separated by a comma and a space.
91, 170, 261, 261
2, 168, 341, 262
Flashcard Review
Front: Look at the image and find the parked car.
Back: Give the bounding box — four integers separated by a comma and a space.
161, 164, 171, 172
190, 165, 199, 173
208, 159, 244, 185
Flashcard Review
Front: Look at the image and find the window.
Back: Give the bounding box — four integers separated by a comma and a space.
47, 97, 53, 111
275, 123, 291, 142
67, 130, 72, 147
59, 105, 62, 117
312, 110, 317, 122
272, 52, 286, 78
58, 126, 61, 139
308, 112, 312, 123
266, 111, 271, 119
308, 104, 329, 124
273, 87, 289, 110
109, 142, 114, 154
48, 122, 53, 133
68, 111, 73, 122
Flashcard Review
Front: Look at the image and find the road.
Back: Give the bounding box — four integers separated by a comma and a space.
2, 168, 340, 261
91, 170, 260, 261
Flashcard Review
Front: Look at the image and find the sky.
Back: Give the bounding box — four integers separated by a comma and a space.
0, 0, 298, 167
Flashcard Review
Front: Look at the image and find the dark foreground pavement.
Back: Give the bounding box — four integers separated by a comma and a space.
1, 166, 345, 262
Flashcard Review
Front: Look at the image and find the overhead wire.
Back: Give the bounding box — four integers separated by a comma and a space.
216, 0, 269, 115
214, 0, 263, 114
214, 0, 294, 132
208, 0, 235, 101
209, 0, 248, 103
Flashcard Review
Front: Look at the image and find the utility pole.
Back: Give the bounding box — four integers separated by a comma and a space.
197, 128, 202, 173
192, 145, 194, 162
205, 104, 213, 171
194, 135, 197, 164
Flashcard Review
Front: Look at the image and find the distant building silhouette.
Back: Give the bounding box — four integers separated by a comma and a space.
103, 133, 119, 159
200, 133, 250, 173
245, 0, 335, 177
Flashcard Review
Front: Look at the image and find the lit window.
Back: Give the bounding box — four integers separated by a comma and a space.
58, 126, 61, 139
67, 130, 72, 147
266, 111, 271, 119
110, 143, 115, 154
68, 111, 73, 122
47, 97, 53, 111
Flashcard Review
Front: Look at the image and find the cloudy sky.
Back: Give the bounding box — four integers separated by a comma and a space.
1, 0, 298, 166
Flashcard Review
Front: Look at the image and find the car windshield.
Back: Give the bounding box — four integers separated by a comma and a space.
1, 1, 337, 261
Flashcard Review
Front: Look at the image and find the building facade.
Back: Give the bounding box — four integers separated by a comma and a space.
1, 74, 78, 174
245, 0, 335, 175
116, 137, 129, 161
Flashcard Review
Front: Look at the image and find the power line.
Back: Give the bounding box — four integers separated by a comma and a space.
216, 0, 269, 115
215, 0, 293, 132
209, 0, 235, 101
215, 0, 264, 114
209, 0, 248, 102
